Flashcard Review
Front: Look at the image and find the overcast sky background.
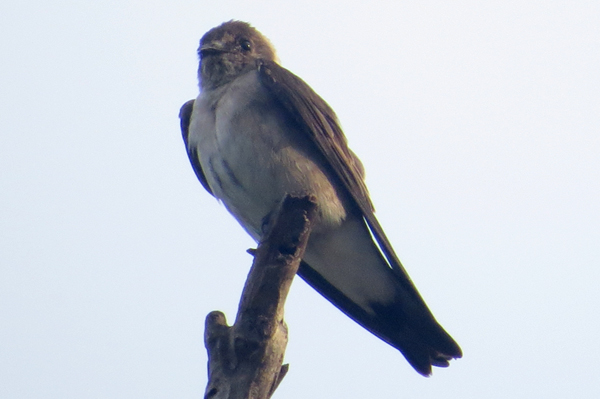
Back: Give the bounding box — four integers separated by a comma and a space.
1, 1, 599, 398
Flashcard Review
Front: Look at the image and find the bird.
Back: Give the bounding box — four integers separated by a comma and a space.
179, 20, 462, 376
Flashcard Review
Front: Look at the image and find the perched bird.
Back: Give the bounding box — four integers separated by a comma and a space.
180, 20, 461, 376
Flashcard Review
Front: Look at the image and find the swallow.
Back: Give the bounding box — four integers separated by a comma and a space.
179, 20, 462, 376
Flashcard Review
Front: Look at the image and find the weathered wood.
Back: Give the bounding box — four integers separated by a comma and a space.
203, 195, 317, 399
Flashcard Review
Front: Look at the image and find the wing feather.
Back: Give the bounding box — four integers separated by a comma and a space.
257, 61, 412, 281
179, 99, 214, 196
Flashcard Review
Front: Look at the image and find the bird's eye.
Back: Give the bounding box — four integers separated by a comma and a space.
240, 39, 252, 52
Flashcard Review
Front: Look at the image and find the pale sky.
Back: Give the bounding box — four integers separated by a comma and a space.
1, 1, 599, 398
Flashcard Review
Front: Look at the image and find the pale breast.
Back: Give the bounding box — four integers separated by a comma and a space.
189, 70, 348, 240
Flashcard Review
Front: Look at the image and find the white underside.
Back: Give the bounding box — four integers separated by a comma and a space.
188, 70, 396, 313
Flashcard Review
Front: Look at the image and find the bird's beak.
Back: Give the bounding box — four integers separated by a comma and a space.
199, 41, 226, 58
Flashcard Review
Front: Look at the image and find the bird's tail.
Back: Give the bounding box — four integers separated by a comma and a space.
299, 216, 461, 376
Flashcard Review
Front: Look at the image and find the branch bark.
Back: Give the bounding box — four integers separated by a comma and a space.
203, 195, 317, 399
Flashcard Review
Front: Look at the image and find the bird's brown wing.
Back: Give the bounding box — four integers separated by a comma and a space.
257, 60, 412, 279
257, 60, 462, 375
179, 99, 214, 196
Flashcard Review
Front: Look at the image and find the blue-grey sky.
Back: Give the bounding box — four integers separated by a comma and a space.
1, 1, 599, 398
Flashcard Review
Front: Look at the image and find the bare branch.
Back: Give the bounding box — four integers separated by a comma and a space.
203, 195, 317, 399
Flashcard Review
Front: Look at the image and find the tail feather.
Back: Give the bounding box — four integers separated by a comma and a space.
299, 216, 461, 375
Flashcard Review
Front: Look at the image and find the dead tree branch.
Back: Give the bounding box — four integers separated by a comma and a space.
203, 195, 317, 399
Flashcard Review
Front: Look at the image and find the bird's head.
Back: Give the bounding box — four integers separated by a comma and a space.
198, 21, 278, 90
